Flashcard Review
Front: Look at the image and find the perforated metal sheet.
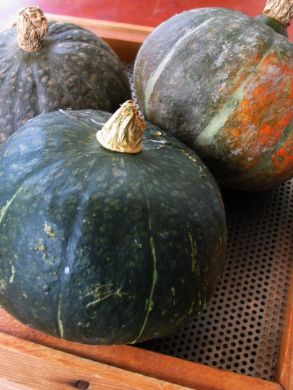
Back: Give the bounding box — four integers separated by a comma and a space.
125, 64, 293, 381
140, 182, 293, 380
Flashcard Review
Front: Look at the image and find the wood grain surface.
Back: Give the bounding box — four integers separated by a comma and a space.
0, 308, 283, 390
0, 332, 193, 390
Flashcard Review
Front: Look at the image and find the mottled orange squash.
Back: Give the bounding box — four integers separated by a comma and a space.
134, 0, 293, 190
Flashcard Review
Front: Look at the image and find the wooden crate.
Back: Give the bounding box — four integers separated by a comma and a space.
0, 16, 292, 390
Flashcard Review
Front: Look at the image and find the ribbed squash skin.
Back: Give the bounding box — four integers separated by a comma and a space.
0, 22, 130, 143
0, 109, 226, 344
134, 8, 293, 191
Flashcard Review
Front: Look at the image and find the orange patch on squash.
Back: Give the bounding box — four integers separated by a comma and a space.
219, 51, 293, 175
259, 124, 273, 136
230, 128, 241, 138
240, 98, 250, 110
273, 140, 293, 173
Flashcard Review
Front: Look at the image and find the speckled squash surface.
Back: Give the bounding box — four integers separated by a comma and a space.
0, 108, 226, 345
0, 8, 130, 144
134, 7, 293, 191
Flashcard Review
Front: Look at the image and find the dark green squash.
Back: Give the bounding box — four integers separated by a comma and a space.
0, 101, 226, 345
0, 6, 130, 144
134, 0, 293, 191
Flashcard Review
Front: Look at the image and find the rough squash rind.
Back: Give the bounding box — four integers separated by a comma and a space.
134, 8, 293, 191
0, 21, 130, 143
0, 109, 226, 344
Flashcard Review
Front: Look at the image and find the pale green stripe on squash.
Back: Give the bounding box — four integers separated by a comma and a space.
144, 18, 216, 115
131, 200, 158, 343
0, 185, 24, 225
57, 292, 64, 338
196, 43, 276, 145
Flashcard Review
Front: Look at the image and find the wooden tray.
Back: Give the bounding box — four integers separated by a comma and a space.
0, 16, 292, 390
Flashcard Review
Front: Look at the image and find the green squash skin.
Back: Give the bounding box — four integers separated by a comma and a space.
134, 8, 293, 191
0, 110, 226, 345
255, 15, 288, 37
0, 22, 131, 144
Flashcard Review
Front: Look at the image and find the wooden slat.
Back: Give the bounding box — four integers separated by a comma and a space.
277, 266, 293, 390
0, 332, 191, 390
47, 14, 153, 61
0, 308, 281, 390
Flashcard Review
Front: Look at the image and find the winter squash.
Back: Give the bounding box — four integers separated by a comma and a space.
0, 6, 131, 143
0, 6, 130, 144
134, 0, 293, 191
0, 101, 226, 344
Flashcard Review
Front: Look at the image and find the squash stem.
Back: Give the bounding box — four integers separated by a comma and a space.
96, 100, 146, 154
256, 15, 288, 36
17, 7, 48, 52
263, 0, 293, 27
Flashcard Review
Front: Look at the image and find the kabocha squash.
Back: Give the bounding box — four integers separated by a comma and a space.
0, 101, 226, 345
134, 0, 293, 191
0, 6, 130, 143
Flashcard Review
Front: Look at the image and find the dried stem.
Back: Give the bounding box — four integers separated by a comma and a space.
263, 0, 293, 26
96, 101, 146, 154
17, 7, 48, 52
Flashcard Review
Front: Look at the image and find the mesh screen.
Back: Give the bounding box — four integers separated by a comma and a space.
140, 184, 293, 380
125, 64, 293, 381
